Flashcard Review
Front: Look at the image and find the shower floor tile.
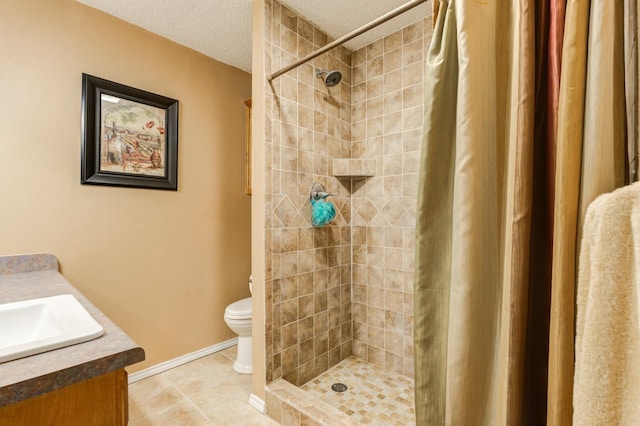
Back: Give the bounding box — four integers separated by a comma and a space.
301, 357, 415, 425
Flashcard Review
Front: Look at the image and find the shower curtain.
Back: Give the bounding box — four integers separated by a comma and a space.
548, 1, 626, 424
414, 0, 627, 424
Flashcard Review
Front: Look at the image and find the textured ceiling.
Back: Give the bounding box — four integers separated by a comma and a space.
75, 0, 430, 73
281, 0, 430, 51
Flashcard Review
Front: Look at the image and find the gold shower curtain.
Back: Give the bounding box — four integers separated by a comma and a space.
547, 0, 626, 424
415, 1, 536, 423
415, 0, 627, 424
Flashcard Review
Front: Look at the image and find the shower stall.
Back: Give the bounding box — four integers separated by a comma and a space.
259, 0, 431, 423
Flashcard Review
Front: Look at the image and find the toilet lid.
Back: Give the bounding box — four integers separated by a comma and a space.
225, 297, 252, 320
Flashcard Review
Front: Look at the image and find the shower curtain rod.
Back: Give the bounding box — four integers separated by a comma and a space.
267, 0, 429, 82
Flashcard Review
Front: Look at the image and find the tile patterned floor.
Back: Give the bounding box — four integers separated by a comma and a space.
300, 357, 415, 426
128, 346, 278, 425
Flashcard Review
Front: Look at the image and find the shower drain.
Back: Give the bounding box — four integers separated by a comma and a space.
331, 382, 348, 392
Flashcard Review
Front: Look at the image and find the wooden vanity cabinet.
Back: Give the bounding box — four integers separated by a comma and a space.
0, 369, 128, 425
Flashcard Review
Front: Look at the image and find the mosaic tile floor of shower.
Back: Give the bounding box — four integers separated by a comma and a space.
300, 357, 415, 425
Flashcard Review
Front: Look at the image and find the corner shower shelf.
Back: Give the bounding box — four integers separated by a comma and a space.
332, 158, 376, 179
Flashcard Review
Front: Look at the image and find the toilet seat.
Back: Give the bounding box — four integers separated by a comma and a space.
224, 297, 252, 320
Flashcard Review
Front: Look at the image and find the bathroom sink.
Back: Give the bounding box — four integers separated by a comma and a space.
0, 294, 104, 363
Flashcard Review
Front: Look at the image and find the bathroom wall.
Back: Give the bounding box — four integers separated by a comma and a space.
264, 0, 354, 386
262, 0, 431, 385
350, 20, 432, 378
251, 0, 268, 401
0, 0, 252, 371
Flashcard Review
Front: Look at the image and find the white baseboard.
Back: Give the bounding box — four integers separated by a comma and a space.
128, 337, 238, 384
249, 393, 266, 413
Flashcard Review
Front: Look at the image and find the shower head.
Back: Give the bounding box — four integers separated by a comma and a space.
316, 69, 342, 87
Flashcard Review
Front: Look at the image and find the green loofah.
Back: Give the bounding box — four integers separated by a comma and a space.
311, 198, 336, 227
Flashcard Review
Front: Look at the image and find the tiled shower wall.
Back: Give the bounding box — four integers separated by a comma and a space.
264, 0, 354, 386
264, 0, 432, 385
349, 19, 432, 378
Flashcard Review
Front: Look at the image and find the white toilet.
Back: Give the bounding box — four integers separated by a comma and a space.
223, 276, 252, 374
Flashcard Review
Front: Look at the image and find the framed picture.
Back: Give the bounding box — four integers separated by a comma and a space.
81, 74, 179, 190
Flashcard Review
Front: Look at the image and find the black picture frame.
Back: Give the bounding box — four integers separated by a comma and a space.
81, 73, 179, 190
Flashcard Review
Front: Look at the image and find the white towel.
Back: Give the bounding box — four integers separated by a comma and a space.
573, 182, 640, 425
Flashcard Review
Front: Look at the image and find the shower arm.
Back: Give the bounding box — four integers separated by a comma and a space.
267, 0, 428, 82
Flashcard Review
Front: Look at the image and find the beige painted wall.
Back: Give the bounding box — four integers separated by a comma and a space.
251, 0, 268, 400
0, 0, 252, 371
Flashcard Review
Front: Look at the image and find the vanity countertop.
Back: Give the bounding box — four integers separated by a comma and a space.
0, 254, 145, 407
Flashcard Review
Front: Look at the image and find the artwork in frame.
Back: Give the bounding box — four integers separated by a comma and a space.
81, 74, 179, 190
